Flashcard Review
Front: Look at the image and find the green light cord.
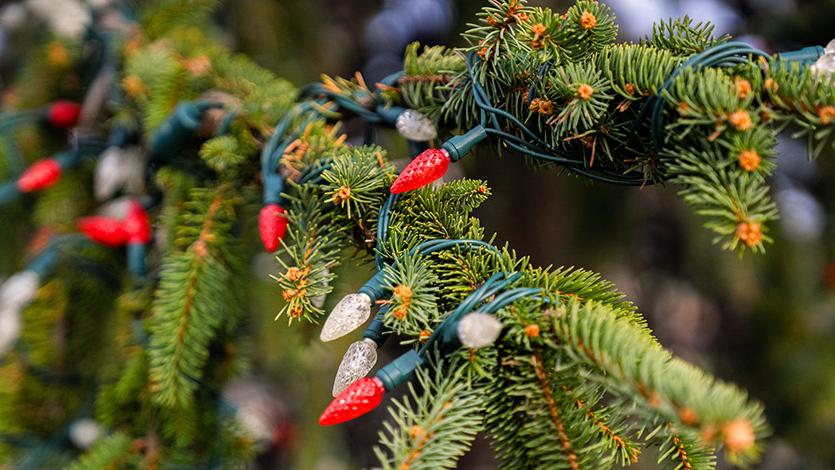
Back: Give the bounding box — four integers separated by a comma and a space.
375, 192, 400, 271
479, 287, 547, 314
465, 52, 647, 186
261, 101, 313, 175
417, 272, 521, 356
642, 41, 769, 151
297, 160, 333, 185
363, 241, 503, 343
297, 83, 382, 123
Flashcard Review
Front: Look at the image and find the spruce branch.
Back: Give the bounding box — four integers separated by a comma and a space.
548, 300, 768, 466
381, 252, 441, 338
372, 359, 484, 470
644, 17, 731, 57
149, 185, 243, 408
394, 0, 834, 253
66, 433, 138, 470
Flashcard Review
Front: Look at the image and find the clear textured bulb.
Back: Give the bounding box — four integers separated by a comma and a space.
457, 312, 503, 349
95, 146, 146, 201
319, 293, 372, 342
395, 109, 437, 142
223, 377, 286, 449
0, 4, 27, 31
812, 53, 835, 77
0, 307, 21, 356
68, 418, 103, 449
0, 271, 40, 310
310, 268, 330, 309
332, 338, 378, 397
26, 0, 90, 38
776, 188, 824, 242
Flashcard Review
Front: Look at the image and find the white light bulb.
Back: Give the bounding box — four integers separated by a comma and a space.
223, 378, 287, 450
826, 39, 835, 55
69, 418, 103, 449
95, 147, 125, 200
319, 293, 372, 342
396, 109, 437, 142
0, 271, 40, 310
332, 338, 378, 397
0, 4, 27, 30
0, 307, 21, 356
95, 146, 146, 201
457, 312, 503, 349
812, 53, 835, 78
25, 0, 91, 38
311, 268, 330, 309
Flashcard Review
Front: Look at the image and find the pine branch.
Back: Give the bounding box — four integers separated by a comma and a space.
140, 0, 220, 39
381, 252, 441, 338
395, 0, 835, 253
372, 359, 484, 470
548, 300, 768, 466
644, 16, 730, 57
149, 186, 242, 409
67, 433, 137, 470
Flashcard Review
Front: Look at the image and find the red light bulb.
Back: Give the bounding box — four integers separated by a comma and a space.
318, 377, 384, 426
17, 159, 62, 192
46, 101, 82, 128
390, 148, 450, 194
78, 216, 129, 247
124, 201, 152, 244
258, 203, 288, 252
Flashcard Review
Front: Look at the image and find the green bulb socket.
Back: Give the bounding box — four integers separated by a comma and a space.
778, 46, 825, 65
363, 307, 390, 346
376, 350, 423, 391
359, 269, 389, 302
128, 243, 147, 278
29, 249, 59, 276
263, 173, 285, 204
149, 101, 222, 161
442, 125, 488, 162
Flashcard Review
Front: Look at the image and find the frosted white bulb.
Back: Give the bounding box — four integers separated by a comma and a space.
0, 308, 21, 356
812, 54, 835, 77
0, 271, 40, 310
223, 378, 286, 449
457, 312, 503, 349
332, 338, 378, 397
826, 39, 835, 55
311, 268, 330, 309
25, 0, 90, 38
0, 4, 27, 30
69, 418, 103, 449
395, 109, 437, 142
87, 0, 114, 8
319, 293, 372, 342
95, 146, 146, 201
776, 188, 825, 242
95, 147, 125, 200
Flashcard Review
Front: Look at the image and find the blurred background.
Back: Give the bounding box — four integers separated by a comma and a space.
4, 0, 835, 468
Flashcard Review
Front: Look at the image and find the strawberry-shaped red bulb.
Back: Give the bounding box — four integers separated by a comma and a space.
78, 216, 129, 247
17, 159, 62, 193
319, 377, 384, 426
390, 148, 451, 194
258, 203, 288, 252
124, 201, 152, 244
46, 101, 82, 128
78, 201, 151, 248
